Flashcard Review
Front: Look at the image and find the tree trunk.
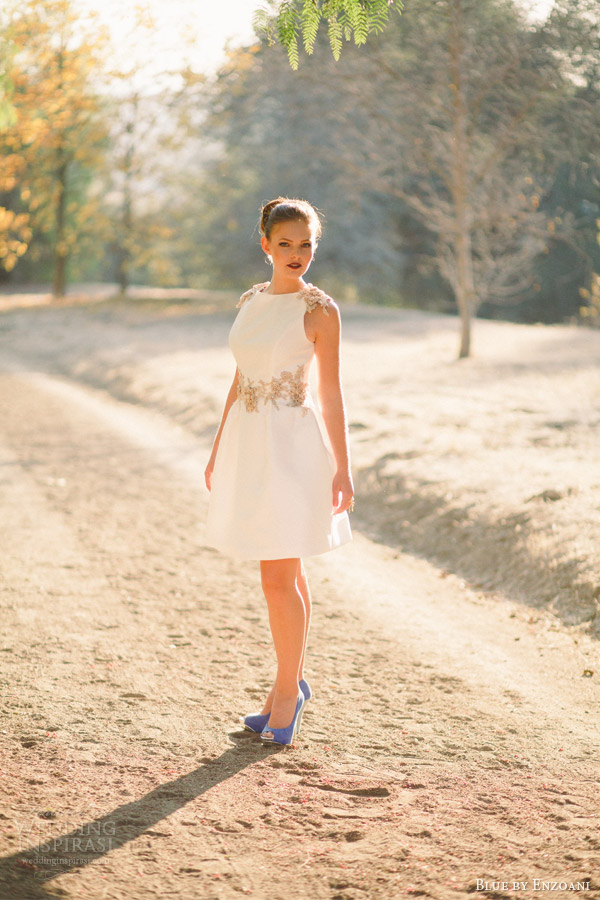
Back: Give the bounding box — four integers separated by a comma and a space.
116, 185, 131, 296
117, 150, 133, 295
117, 101, 137, 296
53, 154, 68, 299
448, 0, 475, 359
53, 45, 68, 300
454, 243, 475, 360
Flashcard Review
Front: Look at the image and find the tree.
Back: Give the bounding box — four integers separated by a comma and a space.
0, 137, 31, 275
253, 0, 600, 356
0, 15, 31, 274
254, 0, 402, 68
2, 0, 108, 295
77, 2, 208, 293
102, 71, 205, 293
345, 0, 565, 355
253, 0, 567, 357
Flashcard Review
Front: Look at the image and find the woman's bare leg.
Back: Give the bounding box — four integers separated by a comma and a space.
259, 557, 306, 729
259, 559, 311, 715
296, 559, 312, 681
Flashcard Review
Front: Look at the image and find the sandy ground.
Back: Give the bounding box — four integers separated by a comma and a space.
0, 291, 599, 900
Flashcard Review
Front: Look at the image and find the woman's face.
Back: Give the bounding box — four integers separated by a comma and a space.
261, 219, 316, 279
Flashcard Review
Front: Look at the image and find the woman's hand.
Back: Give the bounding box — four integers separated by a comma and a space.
204, 457, 215, 492
312, 302, 354, 515
205, 368, 239, 493
332, 469, 354, 514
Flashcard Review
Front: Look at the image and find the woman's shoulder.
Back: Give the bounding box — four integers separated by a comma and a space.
299, 283, 336, 316
236, 282, 270, 308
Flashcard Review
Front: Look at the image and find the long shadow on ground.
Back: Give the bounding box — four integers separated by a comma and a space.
0, 735, 278, 900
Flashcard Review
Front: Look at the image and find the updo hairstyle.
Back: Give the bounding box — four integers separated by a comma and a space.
259, 197, 323, 242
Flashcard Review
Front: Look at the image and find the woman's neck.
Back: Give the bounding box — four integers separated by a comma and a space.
268, 272, 307, 295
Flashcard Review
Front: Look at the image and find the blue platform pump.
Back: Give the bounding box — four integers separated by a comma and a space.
297, 678, 312, 736
299, 678, 312, 702
243, 679, 312, 734
260, 690, 305, 746
243, 711, 270, 733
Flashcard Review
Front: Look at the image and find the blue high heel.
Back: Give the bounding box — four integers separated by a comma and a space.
260, 690, 304, 746
299, 678, 312, 702
297, 678, 312, 736
243, 679, 312, 733
243, 711, 270, 733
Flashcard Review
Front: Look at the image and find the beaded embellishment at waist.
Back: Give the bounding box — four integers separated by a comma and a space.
237, 364, 309, 413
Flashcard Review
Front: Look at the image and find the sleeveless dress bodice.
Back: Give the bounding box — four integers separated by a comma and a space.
230, 282, 326, 415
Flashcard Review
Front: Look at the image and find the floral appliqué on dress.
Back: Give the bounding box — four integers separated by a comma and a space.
237, 364, 308, 414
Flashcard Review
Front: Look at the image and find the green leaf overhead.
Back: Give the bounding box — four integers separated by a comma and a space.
254, 0, 403, 68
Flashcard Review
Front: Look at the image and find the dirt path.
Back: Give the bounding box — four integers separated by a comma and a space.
1, 304, 599, 900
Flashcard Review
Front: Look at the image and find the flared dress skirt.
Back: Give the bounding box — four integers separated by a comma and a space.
205, 282, 352, 561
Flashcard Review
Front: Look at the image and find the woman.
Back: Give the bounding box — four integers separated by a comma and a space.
204, 197, 354, 746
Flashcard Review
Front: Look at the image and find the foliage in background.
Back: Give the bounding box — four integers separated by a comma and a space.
1, 0, 108, 295
100, 80, 205, 292
0, 0, 205, 294
578, 221, 600, 325
295, 0, 565, 357
97, 6, 207, 293
0, 14, 30, 272
1, 0, 599, 343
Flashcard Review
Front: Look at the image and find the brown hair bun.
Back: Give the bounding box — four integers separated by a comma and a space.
259, 197, 323, 240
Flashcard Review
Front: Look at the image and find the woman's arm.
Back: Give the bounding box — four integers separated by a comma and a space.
204, 368, 239, 491
311, 302, 354, 514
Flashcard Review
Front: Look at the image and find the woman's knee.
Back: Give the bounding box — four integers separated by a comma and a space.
296, 559, 308, 587
261, 559, 298, 597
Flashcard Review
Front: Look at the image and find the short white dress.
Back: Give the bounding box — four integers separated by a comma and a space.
206, 281, 353, 560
